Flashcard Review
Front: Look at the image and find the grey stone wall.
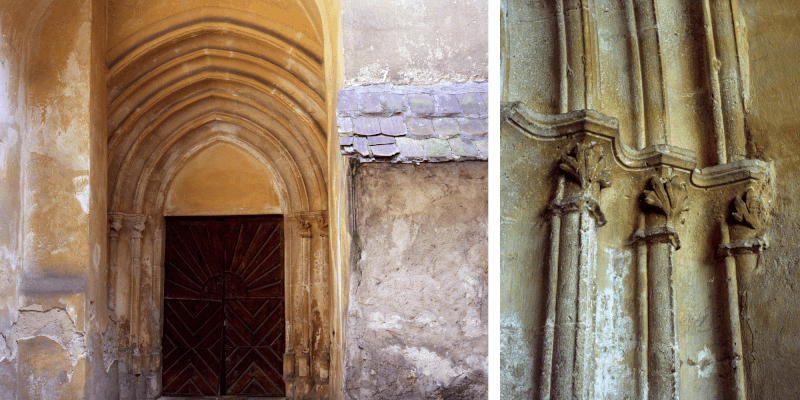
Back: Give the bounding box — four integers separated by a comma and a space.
345, 162, 488, 399
338, 82, 488, 163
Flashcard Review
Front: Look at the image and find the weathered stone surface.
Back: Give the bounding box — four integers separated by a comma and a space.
405, 118, 436, 140
433, 118, 461, 139
360, 92, 383, 114
379, 116, 406, 136
502, 2, 800, 400
367, 135, 396, 146
354, 117, 382, 136
458, 118, 488, 138
434, 95, 463, 116
338, 117, 354, 134
353, 136, 371, 157
408, 94, 435, 116
347, 163, 487, 399
370, 144, 400, 157
338, 82, 488, 163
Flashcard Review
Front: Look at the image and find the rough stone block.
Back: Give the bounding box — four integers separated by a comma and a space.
408, 94, 435, 116
379, 116, 406, 136
433, 118, 461, 139
380, 93, 405, 113
457, 93, 487, 117
353, 117, 382, 136
474, 138, 488, 159
371, 144, 400, 157
341, 146, 355, 155
337, 90, 358, 112
337, 117, 354, 133
405, 118, 435, 139
339, 135, 354, 146
395, 137, 427, 162
360, 93, 383, 114
434, 94, 462, 116
448, 137, 481, 159
458, 118, 488, 139
367, 135, 396, 145
422, 138, 452, 161
353, 137, 370, 157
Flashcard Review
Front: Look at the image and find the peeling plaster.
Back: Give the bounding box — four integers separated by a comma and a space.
690, 346, 718, 379
73, 175, 90, 214
500, 313, 533, 398
14, 308, 86, 368
383, 345, 470, 385
594, 247, 635, 398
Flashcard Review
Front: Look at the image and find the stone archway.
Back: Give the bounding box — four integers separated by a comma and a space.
105, 4, 334, 399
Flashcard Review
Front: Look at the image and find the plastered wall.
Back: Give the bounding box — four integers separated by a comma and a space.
346, 162, 488, 398
0, 0, 112, 399
738, 2, 800, 398
342, 0, 487, 86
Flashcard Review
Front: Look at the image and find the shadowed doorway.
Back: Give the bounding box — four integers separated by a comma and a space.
161, 216, 285, 397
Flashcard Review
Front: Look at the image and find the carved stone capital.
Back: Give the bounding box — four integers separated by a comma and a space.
130, 215, 147, 239
642, 172, 690, 227
317, 214, 329, 237
298, 219, 312, 238
559, 141, 612, 198
549, 195, 607, 227
108, 213, 124, 238
631, 226, 681, 249
717, 237, 769, 258
731, 187, 767, 231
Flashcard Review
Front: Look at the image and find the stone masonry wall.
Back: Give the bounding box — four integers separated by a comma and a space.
345, 162, 488, 399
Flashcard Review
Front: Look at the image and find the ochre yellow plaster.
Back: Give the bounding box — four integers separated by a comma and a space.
164, 142, 282, 216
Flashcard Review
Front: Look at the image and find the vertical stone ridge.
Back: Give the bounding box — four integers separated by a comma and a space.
634, 170, 689, 400
719, 185, 771, 400
632, 0, 669, 146
541, 141, 611, 399
559, 0, 600, 112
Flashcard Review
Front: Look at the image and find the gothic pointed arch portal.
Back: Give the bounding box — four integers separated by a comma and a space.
105, 2, 337, 398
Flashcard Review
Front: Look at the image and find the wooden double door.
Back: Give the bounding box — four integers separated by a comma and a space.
162, 216, 285, 397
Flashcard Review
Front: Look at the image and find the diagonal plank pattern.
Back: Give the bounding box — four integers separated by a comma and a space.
162, 216, 284, 397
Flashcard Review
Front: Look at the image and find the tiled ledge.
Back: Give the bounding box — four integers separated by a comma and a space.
337, 82, 488, 163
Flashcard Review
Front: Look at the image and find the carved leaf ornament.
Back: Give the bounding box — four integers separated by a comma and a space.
644, 174, 690, 226
732, 187, 765, 230
559, 142, 612, 196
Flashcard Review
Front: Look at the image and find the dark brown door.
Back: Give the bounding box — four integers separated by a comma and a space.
162, 216, 285, 397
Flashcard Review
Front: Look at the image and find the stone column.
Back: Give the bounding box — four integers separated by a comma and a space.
718, 186, 769, 400
633, 171, 689, 400
541, 141, 611, 400
630, 0, 669, 146
296, 216, 313, 397
557, 0, 600, 113
314, 214, 331, 399
108, 213, 124, 313
129, 214, 147, 376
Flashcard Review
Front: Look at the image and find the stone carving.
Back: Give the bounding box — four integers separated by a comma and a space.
300, 219, 312, 238
643, 173, 690, 226
732, 187, 765, 230
559, 141, 611, 197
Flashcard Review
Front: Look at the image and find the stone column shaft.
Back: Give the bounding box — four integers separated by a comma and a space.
129, 215, 146, 375
558, 0, 600, 112
633, 0, 669, 146
647, 241, 679, 400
